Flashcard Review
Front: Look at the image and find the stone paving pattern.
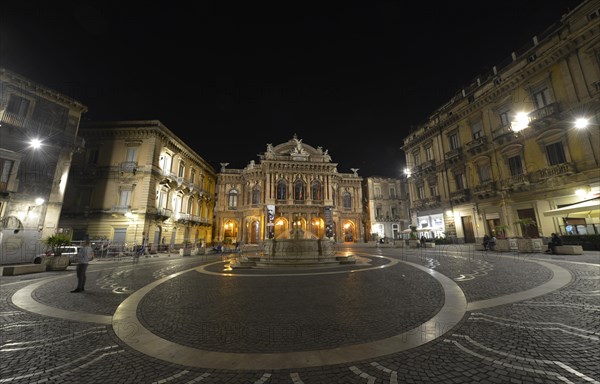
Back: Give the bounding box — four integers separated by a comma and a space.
1, 245, 598, 383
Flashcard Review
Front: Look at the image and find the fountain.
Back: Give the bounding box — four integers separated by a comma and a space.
231, 228, 355, 268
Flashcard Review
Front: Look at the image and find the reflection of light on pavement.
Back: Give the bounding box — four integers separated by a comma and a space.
222, 255, 238, 271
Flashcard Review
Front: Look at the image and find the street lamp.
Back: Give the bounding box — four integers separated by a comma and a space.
574, 116, 598, 166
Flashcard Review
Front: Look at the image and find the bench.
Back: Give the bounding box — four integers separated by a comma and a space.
547, 245, 584, 255
2, 264, 46, 276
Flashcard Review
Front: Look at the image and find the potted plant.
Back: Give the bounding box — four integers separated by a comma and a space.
44, 234, 72, 270
493, 225, 510, 239
513, 218, 543, 252
493, 225, 513, 251
408, 225, 420, 248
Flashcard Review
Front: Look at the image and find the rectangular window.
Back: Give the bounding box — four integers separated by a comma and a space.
508, 155, 523, 176
126, 147, 137, 162
389, 187, 396, 199
471, 120, 483, 139
449, 132, 459, 149
413, 152, 421, 166
478, 163, 492, 182
6, 95, 30, 117
376, 207, 382, 217
158, 191, 167, 209
374, 186, 381, 198
546, 142, 566, 165
161, 154, 172, 172
425, 146, 434, 161
178, 162, 185, 178
190, 169, 196, 184
454, 174, 464, 190
119, 190, 132, 209
499, 110, 511, 127
174, 195, 183, 213
417, 186, 425, 199
187, 199, 193, 214
391, 207, 398, 217
0, 158, 14, 192
532, 86, 552, 109
429, 184, 438, 196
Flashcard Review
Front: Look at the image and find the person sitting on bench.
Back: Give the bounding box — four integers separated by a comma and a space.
546, 233, 563, 254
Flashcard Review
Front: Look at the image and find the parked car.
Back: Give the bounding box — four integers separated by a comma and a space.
33, 246, 83, 265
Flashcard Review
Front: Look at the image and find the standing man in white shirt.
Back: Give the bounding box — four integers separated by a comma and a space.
71, 240, 94, 293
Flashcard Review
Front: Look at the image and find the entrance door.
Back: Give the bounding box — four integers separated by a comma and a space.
461, 216, 475, 243
250, 220, 259, 243
517, 208, 540, 238
343, 222, 354, 242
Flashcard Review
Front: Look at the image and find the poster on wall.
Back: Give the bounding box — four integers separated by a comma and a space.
266, 204, 275, 239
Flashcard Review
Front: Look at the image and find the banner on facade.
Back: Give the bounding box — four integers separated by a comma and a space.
324, 206, 334, 238
266, 204, 275, 239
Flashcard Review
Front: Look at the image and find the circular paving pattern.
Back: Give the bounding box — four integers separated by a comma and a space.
139, 259, 444, 352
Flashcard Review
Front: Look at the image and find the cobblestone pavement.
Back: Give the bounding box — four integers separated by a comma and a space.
1, 245, 598, 383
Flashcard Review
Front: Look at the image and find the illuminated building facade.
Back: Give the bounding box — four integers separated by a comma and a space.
214, 135, 364, 245
0, 68, 87, 264
363, 176, 410, 241
60, 120, 216, 252
401, 0, 600, 243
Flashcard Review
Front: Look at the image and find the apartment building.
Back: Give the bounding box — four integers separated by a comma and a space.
60, 120, 217, 252
362, 176, 410, 242
0, 68, 87, 264
401, 0, 600, 243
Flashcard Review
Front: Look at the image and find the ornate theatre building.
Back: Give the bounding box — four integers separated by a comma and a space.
214, 135, 364, 245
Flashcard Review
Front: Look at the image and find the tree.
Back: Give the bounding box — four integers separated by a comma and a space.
44, 234, 71, 256
409, 225, 418, 239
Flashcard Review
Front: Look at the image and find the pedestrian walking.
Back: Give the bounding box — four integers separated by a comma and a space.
71, 239, 94, 293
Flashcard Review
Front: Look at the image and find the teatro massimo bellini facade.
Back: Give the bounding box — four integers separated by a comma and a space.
214, 135, 365, 245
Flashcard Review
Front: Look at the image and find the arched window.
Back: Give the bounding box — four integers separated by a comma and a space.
311, 180, 322, 201
294, 179, 305, 201
252, 185, 261, 205
228, 189, 238, 208
276, 179, 287, 200
342, 191, 352, 209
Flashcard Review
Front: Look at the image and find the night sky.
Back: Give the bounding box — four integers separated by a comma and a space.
1, 1, 585, 177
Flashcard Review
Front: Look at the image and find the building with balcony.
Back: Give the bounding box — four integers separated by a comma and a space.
60, 120, 217, 252
401, 0, 600, 243
362, 176, 410, 242
214, 135, 364, 245
0, 68, 87, 264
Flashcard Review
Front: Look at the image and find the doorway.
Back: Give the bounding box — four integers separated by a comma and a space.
461, 216, 475, 243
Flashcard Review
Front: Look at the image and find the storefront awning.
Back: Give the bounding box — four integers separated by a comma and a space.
543, 198, 600, 217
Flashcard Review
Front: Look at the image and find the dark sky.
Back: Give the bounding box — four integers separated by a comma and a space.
1, 0, 585, 177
